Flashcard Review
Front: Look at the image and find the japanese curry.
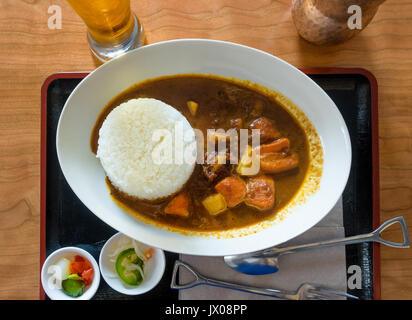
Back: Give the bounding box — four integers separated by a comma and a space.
91, 74, 310, 231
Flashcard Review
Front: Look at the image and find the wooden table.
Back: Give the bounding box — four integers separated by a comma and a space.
0, 0, 410, 300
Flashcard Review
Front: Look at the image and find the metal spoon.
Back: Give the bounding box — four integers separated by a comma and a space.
224, 216, 410, 275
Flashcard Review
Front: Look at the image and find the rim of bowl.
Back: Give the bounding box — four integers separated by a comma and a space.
41, 246, 101, 300
99, 232, 166, 295
56, 39, 352, 256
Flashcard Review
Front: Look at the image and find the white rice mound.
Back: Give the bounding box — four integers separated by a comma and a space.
97, 98, 197, 200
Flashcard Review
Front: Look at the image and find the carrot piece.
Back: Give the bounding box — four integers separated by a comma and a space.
245, 176, 275, 210
144, 247, 154, 260
215, 176, 247, 207
260, 152, 299, 173
164, 193, 190, 217
258, 138, 290, 154
249, 117, 281, 142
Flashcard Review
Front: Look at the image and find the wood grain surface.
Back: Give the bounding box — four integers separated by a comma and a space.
0, 0, 411, 300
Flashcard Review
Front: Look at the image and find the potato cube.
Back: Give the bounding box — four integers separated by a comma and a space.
237, 145, 259, 175
187, 100, 199, 116
202, 193, 227, 215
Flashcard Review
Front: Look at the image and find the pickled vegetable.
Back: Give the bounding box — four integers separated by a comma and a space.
62, 278, 85, 297
115, 248, 144, 286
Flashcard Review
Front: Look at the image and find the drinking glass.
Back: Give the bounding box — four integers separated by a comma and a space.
66, 0, 146, 62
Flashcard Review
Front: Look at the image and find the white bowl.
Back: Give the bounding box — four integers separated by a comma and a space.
56, 39, 351, 256
99, 233, 165, 295
41, 247, 100, 300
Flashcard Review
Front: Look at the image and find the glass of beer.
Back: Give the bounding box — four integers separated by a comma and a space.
66, 0, 146, 62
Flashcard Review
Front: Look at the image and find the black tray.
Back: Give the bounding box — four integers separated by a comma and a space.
40, 69, 380, 300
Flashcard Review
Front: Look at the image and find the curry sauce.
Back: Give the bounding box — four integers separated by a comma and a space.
91, 74, 310, 231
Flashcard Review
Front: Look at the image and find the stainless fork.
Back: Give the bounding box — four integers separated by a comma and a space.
171, 260, 358, 300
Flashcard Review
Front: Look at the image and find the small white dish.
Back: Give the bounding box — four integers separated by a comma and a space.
99, 232, 166, 295
41, 247, 100, 300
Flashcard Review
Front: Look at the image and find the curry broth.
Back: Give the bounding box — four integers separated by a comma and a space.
91, 75, 309, 231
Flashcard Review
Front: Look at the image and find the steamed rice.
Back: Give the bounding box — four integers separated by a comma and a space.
97, 98, 196, 200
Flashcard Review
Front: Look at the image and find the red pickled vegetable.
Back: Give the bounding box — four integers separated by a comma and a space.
144, 247, 154, 260
81, 268, 94, 286
70, 255, 94, 286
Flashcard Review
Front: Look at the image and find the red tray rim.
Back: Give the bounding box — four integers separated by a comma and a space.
40, 68, 380, 300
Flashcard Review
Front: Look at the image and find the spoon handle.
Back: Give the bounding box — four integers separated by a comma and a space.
171, 260, 296, 299
263, 216, 410, 257
200, 277, 296, 299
